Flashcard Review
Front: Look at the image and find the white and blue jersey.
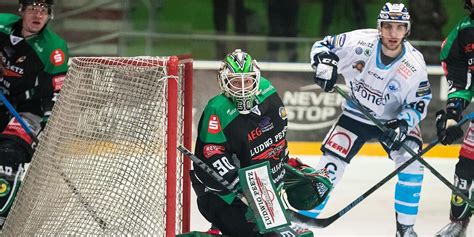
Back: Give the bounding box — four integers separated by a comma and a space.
306, 29, 431, 226
310, 29, 432, 133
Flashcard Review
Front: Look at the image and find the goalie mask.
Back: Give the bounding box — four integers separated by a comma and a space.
218, 49, 261, 115
377, 2, 411, 37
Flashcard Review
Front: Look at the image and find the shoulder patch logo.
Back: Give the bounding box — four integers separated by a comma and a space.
203, 144, 225, 159
52, 75, 66, 91
208, 115, 221, 134
50, 49, 65, 66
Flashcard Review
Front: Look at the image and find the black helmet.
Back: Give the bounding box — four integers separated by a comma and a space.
19, 0, 53, 5
465, 0, 473, 12
19, 0, 54, 17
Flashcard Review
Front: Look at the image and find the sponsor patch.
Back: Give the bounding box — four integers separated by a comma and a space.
15, 56, 26, 63
50, 49, 65, 66
259, 116, 274, 132
451, 194, 465, 206
416, 81, 431, 97
464, 43, 474, 53
387, 80, 400, 92
207, 115, 221, 134
336, 33, 346, 47
279, 106, 287, 120
203, 144, 225, 159
355, 47, 363, 55
397, 63, 413, 79
460, 126, 474, 158
352, 60, 365, 73
364, 49, 371, 57
52, 75, 66, 91
0, 178, 10, 197
324, 125, 357, 158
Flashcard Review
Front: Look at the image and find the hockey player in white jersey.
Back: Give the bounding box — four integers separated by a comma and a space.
304, 2, 432, 236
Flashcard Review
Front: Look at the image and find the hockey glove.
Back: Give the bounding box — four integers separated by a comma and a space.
312, 51, 339, 92
380, 119, 408, 151
435, 98, 468, 145
284, 158, 333, 210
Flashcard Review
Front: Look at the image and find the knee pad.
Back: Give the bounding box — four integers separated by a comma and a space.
450, 157, 474, 220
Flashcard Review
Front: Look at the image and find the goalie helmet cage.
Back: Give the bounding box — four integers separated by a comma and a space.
2, 55, 193, 236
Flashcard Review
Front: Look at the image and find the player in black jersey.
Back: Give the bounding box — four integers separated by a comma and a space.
435, 0, 474, 236
0, 0, 68, 228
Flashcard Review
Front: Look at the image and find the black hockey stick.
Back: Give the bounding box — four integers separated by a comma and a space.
333, 85, 474, 206
0, 92, 107, 230
287, 124, 462, 228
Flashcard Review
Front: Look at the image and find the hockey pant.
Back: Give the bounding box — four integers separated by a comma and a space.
299, 115, 424, 226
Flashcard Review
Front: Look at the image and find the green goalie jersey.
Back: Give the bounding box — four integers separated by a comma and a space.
193, 77, 289, 202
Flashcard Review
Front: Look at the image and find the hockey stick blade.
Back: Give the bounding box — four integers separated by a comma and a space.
0, 91, 107, 230
334, 85, 474, 207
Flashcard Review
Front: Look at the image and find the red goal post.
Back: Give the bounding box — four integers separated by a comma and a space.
2, 55, 193, 236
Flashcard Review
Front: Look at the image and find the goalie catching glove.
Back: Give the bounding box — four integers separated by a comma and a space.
284, 158, 333, 210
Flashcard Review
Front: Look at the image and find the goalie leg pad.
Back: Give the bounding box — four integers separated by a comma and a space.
390, 139, 424, 226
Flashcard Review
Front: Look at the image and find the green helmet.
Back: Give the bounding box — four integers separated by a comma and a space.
218, 49, 261, 114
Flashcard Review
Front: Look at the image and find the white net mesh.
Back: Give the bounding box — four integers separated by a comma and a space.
2, 56, 190, 236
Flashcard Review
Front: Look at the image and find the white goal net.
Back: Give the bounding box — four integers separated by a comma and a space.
2, 56, 193, 236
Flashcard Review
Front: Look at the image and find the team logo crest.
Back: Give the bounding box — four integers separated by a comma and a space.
279, 106, 287, 120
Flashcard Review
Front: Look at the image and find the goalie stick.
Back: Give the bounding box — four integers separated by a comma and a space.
333, 85, 474, 206
0, 92, 107, 230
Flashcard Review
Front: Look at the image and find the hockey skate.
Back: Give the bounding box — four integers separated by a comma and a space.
435, 218, 470, 237
396, 221, 417, 237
